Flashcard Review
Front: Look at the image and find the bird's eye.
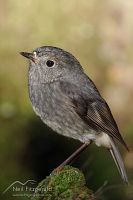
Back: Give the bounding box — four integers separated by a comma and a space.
46, 60, 55, 67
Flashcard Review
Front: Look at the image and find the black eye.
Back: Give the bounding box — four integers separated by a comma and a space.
46, 60, 55, 67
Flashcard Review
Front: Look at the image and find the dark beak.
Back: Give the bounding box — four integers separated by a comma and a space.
20, 52, 34, 60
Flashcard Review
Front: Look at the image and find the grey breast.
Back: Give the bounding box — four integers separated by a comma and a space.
29, 78, 91, 141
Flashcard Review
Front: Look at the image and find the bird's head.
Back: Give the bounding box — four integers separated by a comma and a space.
20, 46, 82, 84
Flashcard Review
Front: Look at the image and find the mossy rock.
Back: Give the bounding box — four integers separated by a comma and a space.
31, 165, 95, 200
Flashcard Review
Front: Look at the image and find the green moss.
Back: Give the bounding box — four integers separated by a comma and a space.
31, 165, 95, 200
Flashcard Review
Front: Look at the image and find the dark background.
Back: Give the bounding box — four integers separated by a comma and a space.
0, 1, 133, 199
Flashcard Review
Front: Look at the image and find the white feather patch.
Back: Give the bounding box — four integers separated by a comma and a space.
95, 132, 111, 148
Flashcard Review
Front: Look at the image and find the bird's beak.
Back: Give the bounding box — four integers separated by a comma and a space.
20, 52, 34, 60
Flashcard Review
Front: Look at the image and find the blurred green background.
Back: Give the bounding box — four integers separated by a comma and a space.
0, 0, 133, 199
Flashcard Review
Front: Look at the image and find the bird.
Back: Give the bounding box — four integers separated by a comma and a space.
20, 46, 128, 183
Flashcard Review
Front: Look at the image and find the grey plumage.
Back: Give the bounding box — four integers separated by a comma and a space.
20, 46, 128, 183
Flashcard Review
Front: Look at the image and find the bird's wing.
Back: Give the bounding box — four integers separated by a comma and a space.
60, 81, 128, 150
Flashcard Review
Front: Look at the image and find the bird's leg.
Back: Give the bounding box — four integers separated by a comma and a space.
55, 142, 91, 172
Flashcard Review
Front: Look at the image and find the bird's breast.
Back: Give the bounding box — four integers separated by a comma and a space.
28, 81, 91, 140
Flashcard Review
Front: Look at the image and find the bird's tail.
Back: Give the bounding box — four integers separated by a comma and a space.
109, 137, 128, 184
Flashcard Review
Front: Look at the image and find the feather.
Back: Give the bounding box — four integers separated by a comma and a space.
60, 80, 129, 150
109, 137, 128, 184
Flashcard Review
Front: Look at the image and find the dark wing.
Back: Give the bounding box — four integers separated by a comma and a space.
60, 81, 128, 150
